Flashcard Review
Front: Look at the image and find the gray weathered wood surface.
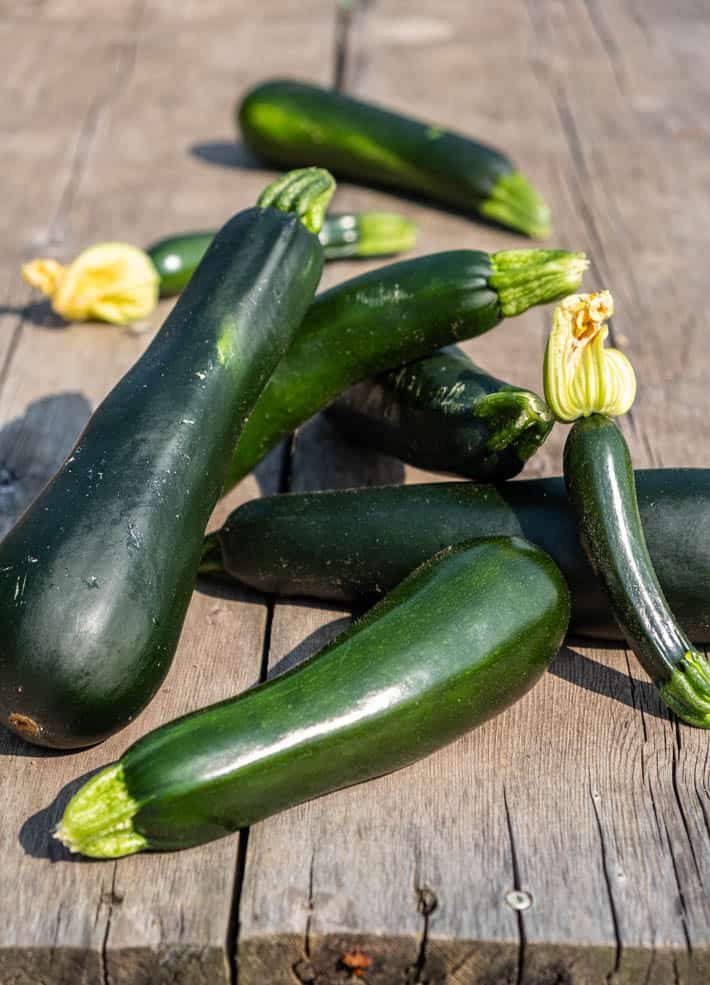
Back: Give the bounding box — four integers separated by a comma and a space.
0, 1, 708, 983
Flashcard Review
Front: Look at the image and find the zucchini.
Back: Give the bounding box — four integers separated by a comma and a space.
564, 417, 710, 726
326, 344, 553, 481
148, 212, 416, 298
224, 248, 587, 491
57, 536, 570, 857
544, 292, 710, 727
238, 79, 551, 239
148, 232, 213, 299
0, 168, 334, 749
199, 470, 710, 644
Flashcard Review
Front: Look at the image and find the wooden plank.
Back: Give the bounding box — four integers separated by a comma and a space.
238, 2, 710, 983
0, 2, 334, 983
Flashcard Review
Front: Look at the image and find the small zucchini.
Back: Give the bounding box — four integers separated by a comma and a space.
0, 168, 334, 749
224, 247, 587, 491
326, 345, 553, 481
57, 536, 570, 857
544, 292, 710, 727
148, 211, 417, 298
238, 79, 551, 238
199, 469, 710, 644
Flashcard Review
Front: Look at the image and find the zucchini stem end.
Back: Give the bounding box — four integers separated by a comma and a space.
658, 650, 710, 729
481, 171, 552, 239
489, 249, 588, 318
55, 763, 146, 859
257, 167, 336, 234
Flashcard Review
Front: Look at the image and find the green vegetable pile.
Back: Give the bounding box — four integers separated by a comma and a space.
5, 77, 709, 862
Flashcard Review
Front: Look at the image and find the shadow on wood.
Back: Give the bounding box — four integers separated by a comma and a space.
0, 392, 92, 540
268, 606, 352, 678
189, 139, 264, 171
0, 301, 66, 329
550, 645, 670, 722
19, 766, 109, 862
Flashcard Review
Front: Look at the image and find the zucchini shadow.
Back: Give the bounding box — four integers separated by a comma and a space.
0, 300, 66, 328
19, 767, 111, 862
0, 392, 92, 543
551, 645, 671, 722
189, 139, 263, 171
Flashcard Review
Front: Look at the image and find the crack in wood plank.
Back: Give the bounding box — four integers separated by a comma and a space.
228, 829, 251, 985
502, 787, 526, 985
406, 843, 437, 985
0, 300, 27, 395
587, 775, 623, 982
579, 0, 628, 96
662, 820, 692, 956
285, 845, 316, 983
670, 739, 704, 885
100, 867, 119, 985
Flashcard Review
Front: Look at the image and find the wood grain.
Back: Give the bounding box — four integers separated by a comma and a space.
2, 1, 709, 983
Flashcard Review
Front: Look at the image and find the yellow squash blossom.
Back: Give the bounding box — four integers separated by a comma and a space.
22, 242, 159, 325
543, 290, 636, 422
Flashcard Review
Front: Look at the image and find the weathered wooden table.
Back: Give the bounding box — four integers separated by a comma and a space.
1, 1, 708, 982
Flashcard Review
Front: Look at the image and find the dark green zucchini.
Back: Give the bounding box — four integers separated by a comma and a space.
224, 248, 587, 490
326, 345, 553, 481
0, 168, 334, 749
564, 416, 710, 727
199, 470, 710, 644
238, 79, 551, 238
148, 212, 416, 298
57, 536, 570, 857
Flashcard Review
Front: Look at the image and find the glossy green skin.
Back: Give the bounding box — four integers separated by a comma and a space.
563, 415, 694, 681
203, 469, 710, 642
148, 232, 213, 297
326, 345, 553, 481
124, 537, 569, 851
238, 80, 510, 218
225, 250, 499, 489
148, 215, 402, 298
0, 208, 323, 749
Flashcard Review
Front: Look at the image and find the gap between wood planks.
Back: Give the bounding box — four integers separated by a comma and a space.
225, 6, 365, 982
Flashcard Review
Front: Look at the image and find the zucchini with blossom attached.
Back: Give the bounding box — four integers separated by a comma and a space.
238, 79, 552, 238
224, 248, 587, 491
56, 536, 570, 857
543, 291, 710, 727
326, 345, 553, 481
148, 211, 417, 298
0, 168, 334, 749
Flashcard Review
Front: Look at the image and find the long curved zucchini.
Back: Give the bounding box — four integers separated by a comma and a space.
564, 416, 710, 726
57, 536, 570, 857
0, 168, 334, 750
148, 212, 417, 298
326, 345, 553, 481
545, 292, 710, 727
224, 248, 587, 490
238, 79, 551, 238
199, 470, 710, 643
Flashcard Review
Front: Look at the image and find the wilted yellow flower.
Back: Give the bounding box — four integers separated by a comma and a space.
22, 243, 159, 325
543, 291, 637, 422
